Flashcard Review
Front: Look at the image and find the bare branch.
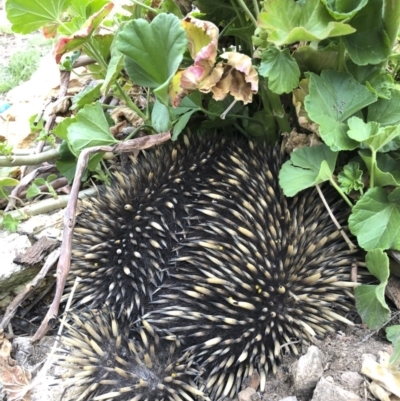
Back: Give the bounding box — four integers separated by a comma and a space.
32, 132, 171, 341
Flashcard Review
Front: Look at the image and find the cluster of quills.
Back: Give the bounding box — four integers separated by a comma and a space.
56, 134, 367, 400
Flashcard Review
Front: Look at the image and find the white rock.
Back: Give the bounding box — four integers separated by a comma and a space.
341, 371, 364, 388
292, 346, 325, 397
238, 387, 257, 401
312, 377, 360, 401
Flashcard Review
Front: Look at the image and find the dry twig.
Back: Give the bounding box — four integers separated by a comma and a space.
0, 248, 61, 330
32, 132, 171, 341
315, 184, 356, 251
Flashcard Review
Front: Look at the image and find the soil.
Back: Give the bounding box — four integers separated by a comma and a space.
261, 325, 389, 400
11, 322, 392, 400
0, 3, 397, 401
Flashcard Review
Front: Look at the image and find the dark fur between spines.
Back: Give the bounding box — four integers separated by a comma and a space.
66, 134, 365, 400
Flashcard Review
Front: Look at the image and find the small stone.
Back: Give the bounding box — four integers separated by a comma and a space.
279, 397, 298, 401
362, 353, 377, 363
292, 346, 325, 397
242, 371, 260, 390
341, 371, 364, 388
311, 377, 360, 401
238, 387, 256, 401
250, 392, 261, 401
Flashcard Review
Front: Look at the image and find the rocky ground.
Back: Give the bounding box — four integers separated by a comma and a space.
0, 3, 399, 401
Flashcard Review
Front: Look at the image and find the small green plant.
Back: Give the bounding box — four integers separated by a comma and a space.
26, 174, 59, 200
1, 212, 20, 232
0, 142, 13, 158
0, 48, 41, 93
0, 176, 19, 200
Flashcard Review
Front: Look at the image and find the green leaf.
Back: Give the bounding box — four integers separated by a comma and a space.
341, 0, 391, 66
355, 249, 390, 329
368, 90, 400, 126
359, 151, 400, 187
26, 183, 42, 199
348, 62, 395, 100
29, 114, 45, 133
365, 73, 394, 100
0, 143, 13, 157
349, 187, 400, 250
347, 116, 380, 143
54, 3, 113, 63
116, 13, 187, 103
56, 140, 79, 183
0, 177, 19, 187
321, 0, 369, 20
386, 325, 400, 365
245, 109, 277, 140
52, 116, 76, 141
225, 24, 254, 43
293, 46, 339, 74
2, 214, 20, 232
89, 33, 114, 62
33, 177, 46, 186
87, 152, 104, 172
305, 70, 377, 150
160, 0, 183, 17
172, 92, 202, 116
71, 83, 102, 110
59, 50, 81, 71
68, 0, 90, 19
338, 162, 364, 194
0, 177, 19, 199
47, 173, 58, 183
101, 46, 124, 94
279, 144, 338, 196
259, 47, 300, 94
67, 102, 118, 155
348, 117, 400, 152
194, 0, 236, 25
151, 100, 172, 133
6, 0, 71, 34
172, 110, 198, 141
258, 0, 355, 46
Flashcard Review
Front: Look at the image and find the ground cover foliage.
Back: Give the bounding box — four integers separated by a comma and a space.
2, 0, 400, 364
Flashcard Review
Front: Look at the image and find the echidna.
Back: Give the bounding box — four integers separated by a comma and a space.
69, 135, 225, 318
67, 134, 365, 399
56, 309, 209, 401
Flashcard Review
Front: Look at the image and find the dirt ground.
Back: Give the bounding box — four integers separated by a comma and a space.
261, 324, 391, 400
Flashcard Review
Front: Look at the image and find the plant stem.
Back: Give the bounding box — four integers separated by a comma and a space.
329, 177, 353, 208
337, 39, 346, 72
383, 0, 400, 51
200, 108, 265, 127
146, 89, 151, 120
262, 81, 291, 133
233, 122, 249, 136
258, 80, 277, 136
236, 0, 258, 27
85, 43, 148, 122
315, 184, 356, 250
252, 0, 260, 17
115, 82, 148, 121
125, 125, 157, 140
129, 0, 160, 14
0, 149, 60, 167
219, 18, 236, 38
370, 149, 377, 188
230, 0, 246, 27
84, 43, 108, 71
